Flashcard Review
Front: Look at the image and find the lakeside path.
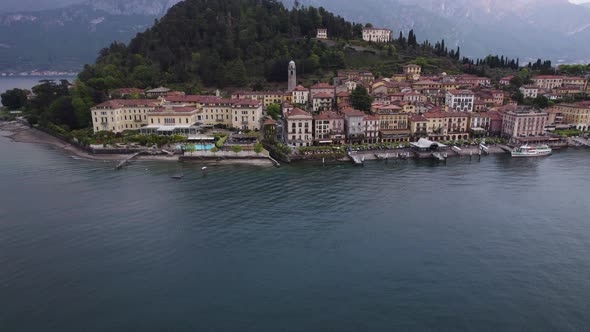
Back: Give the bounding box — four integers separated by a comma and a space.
0, 121, 273, 166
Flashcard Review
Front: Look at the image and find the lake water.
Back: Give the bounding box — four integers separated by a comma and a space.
1, 136, 590, 331
0, 76, 75, 94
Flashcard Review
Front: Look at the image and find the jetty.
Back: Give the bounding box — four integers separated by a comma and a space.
348, 151, 364, 166
571, 137, 590, 147
268, 155, 281, 167
497, 144, 513, 153
432, 152, 448, 162
115, 151, 143, 170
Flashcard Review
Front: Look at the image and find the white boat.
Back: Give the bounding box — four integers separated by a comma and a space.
511, 144, 552, 158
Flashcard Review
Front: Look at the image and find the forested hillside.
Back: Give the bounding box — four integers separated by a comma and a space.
79, 0, 366, 89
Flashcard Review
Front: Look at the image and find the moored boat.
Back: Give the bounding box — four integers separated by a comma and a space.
511, 144, 552, 158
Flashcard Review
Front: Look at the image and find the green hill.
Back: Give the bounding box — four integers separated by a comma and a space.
78, 0, 464, 93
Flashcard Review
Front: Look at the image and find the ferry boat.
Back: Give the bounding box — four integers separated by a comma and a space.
511, 144, 552, 158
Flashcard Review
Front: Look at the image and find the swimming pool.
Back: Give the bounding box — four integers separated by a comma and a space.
177, 144, 215, 151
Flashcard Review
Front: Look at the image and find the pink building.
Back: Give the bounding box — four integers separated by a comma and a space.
313, 111, 345, 145
501, 107, 548, 140
310, 82, 335, 98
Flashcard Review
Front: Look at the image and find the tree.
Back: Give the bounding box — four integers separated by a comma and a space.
1, 88, 28, 110
512, 91, 524, 104
266, 103, 281, 120
351, 86, 373, 113
231, 145, 243, 154
532, 95, 549, 109
253, 142, 263, 154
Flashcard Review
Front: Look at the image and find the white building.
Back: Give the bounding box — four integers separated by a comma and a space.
316, 28, 328, 39
362, 28, 392, 43
292, 85, 309, 105
519, 85, 539, 99
445, 90, 475, 113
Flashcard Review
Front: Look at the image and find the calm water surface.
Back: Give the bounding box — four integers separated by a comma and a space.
1, 136, 590, 331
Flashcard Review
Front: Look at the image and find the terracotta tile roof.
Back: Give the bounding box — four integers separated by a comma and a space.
340, 108, 366, 117
292, 85, 309, 91
285, 108, 312, 119
410, 114, 428, 122
150, 106, 197, 113
92, 99, 157, 109
310, 82, 334, 89
314, 92, 334, 98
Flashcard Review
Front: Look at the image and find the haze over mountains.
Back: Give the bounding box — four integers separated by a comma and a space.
284, 0, 590, 64
1, 0, 589, 73
0, 0, 181, 73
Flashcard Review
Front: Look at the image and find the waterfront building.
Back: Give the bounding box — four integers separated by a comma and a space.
141, 105, 201, 136
553, 101, 590, 131
363, 115, 380, 144
90, 99, 158, 133
501, 107, 549, 140
362, 28, 392, 43
313, 111, 345, 145
409, 114, 428, 138
445, 90, 475, 112
285, 108, 313, 147
341, 108, 366, 143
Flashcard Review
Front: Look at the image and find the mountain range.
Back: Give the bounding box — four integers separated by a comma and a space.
282, 0, 590, 64
0, 0, 181, 73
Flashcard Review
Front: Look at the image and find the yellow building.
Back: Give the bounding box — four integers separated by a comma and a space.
91, 99, 158, 133
554, 102, 590, 131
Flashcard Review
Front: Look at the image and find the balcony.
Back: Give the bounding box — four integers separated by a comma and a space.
134, 118, 143, 122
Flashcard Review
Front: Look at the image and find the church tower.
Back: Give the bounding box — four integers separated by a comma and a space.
288, 60, 296, 92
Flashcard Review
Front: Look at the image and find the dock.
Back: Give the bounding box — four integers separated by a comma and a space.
268, 155, 281, 167
432, 152, 448, 162
115, 151, 144, 170
571, 137, 590, 147
497, 144, 513, 153
348, 152, 364, 166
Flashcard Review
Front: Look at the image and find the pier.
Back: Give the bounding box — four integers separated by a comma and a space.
571, 137, 590, 147
115, 151, 144, 170
432, 152, 448, 162
348, 152, 364, 166
497, 144, 513, 153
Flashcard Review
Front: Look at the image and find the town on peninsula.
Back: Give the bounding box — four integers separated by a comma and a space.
1, 0, 589, 167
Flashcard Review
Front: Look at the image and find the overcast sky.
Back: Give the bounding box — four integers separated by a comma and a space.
1, 0, 590, 13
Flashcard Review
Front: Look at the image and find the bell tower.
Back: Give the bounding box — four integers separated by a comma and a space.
288, 60, 296, 92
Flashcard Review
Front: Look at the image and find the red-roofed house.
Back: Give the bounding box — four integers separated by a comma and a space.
310, 82, 335, 98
